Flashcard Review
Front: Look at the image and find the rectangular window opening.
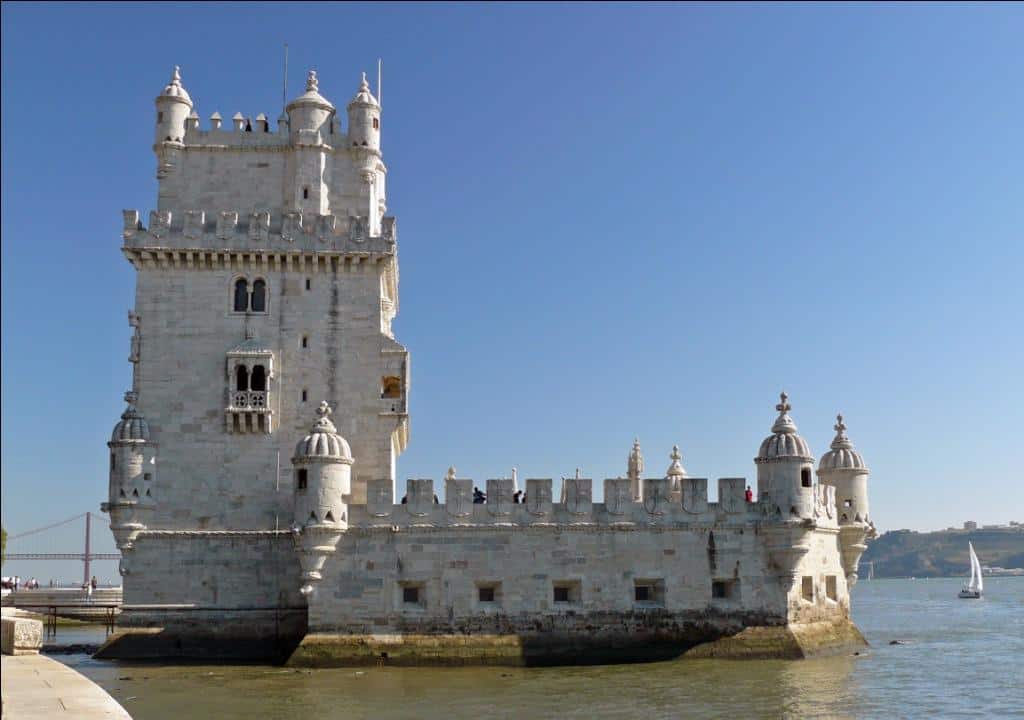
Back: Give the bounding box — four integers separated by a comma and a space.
296, 469, 308, 490
553, 581, 580, 605
801, 576, 814, 602
712, 579, 739, 601
826, 575, 838, 601
801, 468, 812, 488
305, 278, 311, 291
478, 587, 495, 603
403, 586, 419, 604
633, 579, 665, 606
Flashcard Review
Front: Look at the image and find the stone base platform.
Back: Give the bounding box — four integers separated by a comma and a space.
286, 619, 868, 667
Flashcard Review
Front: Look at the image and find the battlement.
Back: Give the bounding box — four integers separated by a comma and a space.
172, 112, 351, 150
348, 476, 839, 531
122, 209, 396, 256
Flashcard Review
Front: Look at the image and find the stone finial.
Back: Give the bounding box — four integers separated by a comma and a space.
307, 70, 318, 92
771, 391, 798, 434
666, 444, 687, 479
124, 390, 138, 407
360, 71, 369, 90
446, 466, 457, 482
830, 413, 854, 450
171, 66, 181, 85
628, 438, 644, 478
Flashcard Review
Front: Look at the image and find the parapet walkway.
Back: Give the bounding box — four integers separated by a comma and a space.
1, 653, 131, 719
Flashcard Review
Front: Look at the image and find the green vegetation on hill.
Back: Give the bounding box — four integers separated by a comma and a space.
862, 527, 1024, 578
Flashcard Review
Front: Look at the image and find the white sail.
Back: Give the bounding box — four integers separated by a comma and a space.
969, 542, 983, 592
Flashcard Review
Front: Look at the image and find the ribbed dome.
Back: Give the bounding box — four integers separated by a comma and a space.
294, 402, 352, 461
818, 414, 868, 472
348, 72, 379, 107
158, 66, 192, 105
755, 392, 814, 462
287, 70, 334, 111
111, 392, 150, 442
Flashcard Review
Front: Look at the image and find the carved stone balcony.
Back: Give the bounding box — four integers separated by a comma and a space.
225, 391, 273, 434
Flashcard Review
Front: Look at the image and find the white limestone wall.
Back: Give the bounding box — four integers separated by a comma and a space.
133, 262, 399, 529
786, 529, 851, 623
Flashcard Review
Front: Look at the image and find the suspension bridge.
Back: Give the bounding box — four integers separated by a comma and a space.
4, 512, 120, 586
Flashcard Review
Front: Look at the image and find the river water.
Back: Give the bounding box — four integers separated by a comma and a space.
60, 577, 1023, 719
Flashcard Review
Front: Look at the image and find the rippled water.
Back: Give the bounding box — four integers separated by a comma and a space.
62, 577, 1024, 719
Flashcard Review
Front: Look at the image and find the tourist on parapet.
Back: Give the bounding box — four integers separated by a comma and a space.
745, 486, 753, 503
433, 494, 439, 504
401, 494, 408, 504
513, 490, 523, 504
91, 576, 98, 590
473, 487, 486, 504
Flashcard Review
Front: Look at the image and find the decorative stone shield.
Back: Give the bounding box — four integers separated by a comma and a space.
184, 210, 205, 240
406, 478, 433, 517
446, 478, 472, 518
281, 212, 302, 243
563, 478, 592, 516
217, 211, 238, 240
249, 211, 270, 243
604, 478, 632, 516
525, 478, 552, 517
367, 478, 393, 518
487, 478, 514, 517
718, 477, 746, 515
642, 478, 669, 515
682, 477, 709, 514
149, 210, 171, 240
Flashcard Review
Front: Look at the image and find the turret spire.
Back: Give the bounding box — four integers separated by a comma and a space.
831, 413, 853, 450
306, 70, 318, 92
771, 391, 798, 434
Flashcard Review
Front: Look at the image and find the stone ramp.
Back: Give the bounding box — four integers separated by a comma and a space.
1, 653, 131, 719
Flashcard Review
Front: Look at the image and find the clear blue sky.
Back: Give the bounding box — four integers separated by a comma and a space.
2, 3, 1022, 582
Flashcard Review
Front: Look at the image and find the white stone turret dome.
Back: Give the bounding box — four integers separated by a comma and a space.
665, 445, 687, 478
111, 392, 150, 443
818, 414, 868, 472
348, 72, 379, 108
755, 392, 813, 462
158, 66, 192, 105
287, 70, 334, 112
293, 402, 352, 461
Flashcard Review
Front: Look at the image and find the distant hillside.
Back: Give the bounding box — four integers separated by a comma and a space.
861, 527, 1024, 578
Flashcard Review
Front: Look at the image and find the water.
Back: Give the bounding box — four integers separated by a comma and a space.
60, 577, 1024, 719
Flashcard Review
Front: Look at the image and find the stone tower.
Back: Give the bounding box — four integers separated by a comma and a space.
110, 65, 409, 540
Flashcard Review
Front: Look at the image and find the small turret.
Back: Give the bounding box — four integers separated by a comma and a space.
286, 70, 334, 142
291, 401, 353, 595
102, 391, 156, 554
818, 414, 873, 584
154, 66, 193, 144
346, 72, 380, 151
754, 392, 815, 520
665, 444, 688, 492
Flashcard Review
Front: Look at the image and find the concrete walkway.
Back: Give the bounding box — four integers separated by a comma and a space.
1, 653, 131, 719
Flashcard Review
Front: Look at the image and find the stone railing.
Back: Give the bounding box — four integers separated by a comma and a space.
230, 390, 268, 411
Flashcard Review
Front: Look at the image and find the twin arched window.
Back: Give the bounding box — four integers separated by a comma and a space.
235, 364, 267, 391
233, 277, 267, 313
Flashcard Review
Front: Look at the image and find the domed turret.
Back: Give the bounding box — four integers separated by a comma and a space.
754, 393, 815, 520
286, 70, 334, 141
154, 66, 193, 144
627, 438, 644, 500
346, 72, 380, 152
104, 391, 156, 553
292, 401, 353, 595
817, 414, 870, 525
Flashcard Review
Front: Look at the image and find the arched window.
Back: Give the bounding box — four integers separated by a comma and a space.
235, 365, 249, 392
251, 279, 266, 313
233, 278, 248, 312
250, 365, 267, 392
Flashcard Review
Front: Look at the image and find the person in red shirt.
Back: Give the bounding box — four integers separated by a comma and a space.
744, 486, 753, 503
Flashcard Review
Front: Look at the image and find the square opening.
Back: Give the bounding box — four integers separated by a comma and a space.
633, 579, 665, 606
826, 575, 838, 601
553, 580, 581, 605
712, 579, 739, 601
399, 582, 426, 608
474, 580, 503, 607
801, 576, 814, 602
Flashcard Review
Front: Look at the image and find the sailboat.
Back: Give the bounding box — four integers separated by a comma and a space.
958, 541, 983, 599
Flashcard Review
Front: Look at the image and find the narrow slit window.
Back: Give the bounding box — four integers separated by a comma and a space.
301, 335, 309, 349
372, 117, 379, 130
301, 389, 308, 403
801, 576, 814, 602
305, 278, 311, 291
302, 187, 309, 200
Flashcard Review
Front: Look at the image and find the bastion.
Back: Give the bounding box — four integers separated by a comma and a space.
97, 66, 875, 665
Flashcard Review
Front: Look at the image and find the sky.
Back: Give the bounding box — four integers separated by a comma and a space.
2, 2, 1022, 582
